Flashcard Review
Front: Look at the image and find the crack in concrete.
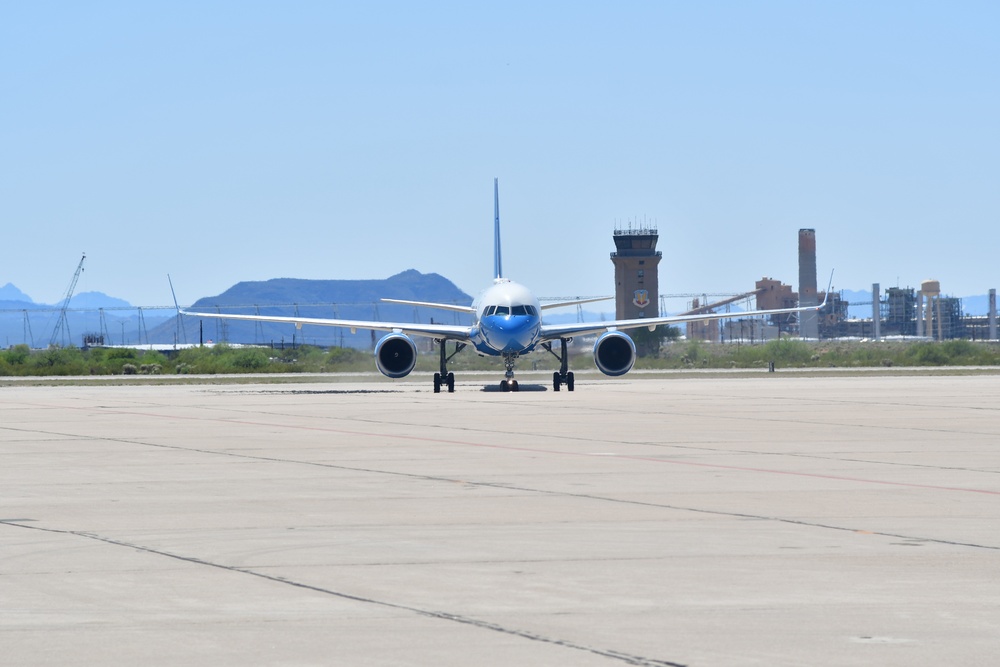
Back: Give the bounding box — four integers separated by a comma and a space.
1, 520, 686, 667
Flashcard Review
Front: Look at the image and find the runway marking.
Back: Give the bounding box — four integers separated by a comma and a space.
0, 519, 687, 667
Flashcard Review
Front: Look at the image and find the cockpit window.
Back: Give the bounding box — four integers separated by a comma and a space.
484, 304, 536, 317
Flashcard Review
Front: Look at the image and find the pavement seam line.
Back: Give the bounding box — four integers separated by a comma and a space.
3, 424, 999, 551
0, 519, 686, 667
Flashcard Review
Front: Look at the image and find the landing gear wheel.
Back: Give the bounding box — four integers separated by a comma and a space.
434, 340, 465, 395
511, 380, 519, 392
543, 339, 575, 394
553, 371, 573, 391
500, 380, 510, 392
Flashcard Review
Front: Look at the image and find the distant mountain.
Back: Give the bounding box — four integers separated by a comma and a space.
0, 288, 163, 348
0, 283, 33, 303
193, 270, 469, 309
1, 270, 472, 348
149, 270, 475, 347
70, 291, 132, 309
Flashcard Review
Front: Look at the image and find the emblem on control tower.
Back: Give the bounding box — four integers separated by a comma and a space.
632, 289, 649, 308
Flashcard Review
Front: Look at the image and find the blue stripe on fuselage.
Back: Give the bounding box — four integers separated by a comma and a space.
476, 314, 540, 355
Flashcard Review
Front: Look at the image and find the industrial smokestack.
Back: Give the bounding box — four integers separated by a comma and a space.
798, 229, 818, 339
990, 288, 997, 340
872, 283, 880, 341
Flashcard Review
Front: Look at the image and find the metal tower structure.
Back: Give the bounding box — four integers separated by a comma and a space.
49, 253, 86, 347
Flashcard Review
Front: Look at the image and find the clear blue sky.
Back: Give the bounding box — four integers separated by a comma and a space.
2, 2, 998, 307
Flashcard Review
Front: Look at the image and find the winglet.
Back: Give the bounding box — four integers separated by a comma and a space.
818, 269, 835, 309
167, 274, 181, 314
493, 177, 503, 280
167, 274, 188, 344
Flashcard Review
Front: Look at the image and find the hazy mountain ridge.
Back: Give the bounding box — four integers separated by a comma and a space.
193, 270, 470, 308
70, 292, 133, 309
159, 270, 474, 347
0, 283, 33, 303
3, 271, 996, 348
0, 287, 133, 310
3, 271, 474, 347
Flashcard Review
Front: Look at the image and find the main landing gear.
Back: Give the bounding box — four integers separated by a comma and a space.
500, 352, 519, 392
542, 338, 574, 392
433, 340, 465, 393
433, 372, 454, 393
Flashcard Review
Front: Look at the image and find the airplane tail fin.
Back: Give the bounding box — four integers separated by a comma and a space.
493, 177, 503, 280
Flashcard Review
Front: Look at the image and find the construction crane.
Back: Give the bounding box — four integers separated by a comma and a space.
49, 253, 86, 347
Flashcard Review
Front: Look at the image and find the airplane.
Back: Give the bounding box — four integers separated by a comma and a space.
182, 179, 829, 393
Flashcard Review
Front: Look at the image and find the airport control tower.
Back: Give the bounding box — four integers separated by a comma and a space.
611, 226, 662, 320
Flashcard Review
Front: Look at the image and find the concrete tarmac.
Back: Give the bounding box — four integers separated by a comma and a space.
2, 373, 1000, 666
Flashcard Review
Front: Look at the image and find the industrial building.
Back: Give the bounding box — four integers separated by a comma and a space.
648, 227, 998, 343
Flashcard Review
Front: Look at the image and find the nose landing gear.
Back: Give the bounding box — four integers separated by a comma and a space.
500, 352, 520, 392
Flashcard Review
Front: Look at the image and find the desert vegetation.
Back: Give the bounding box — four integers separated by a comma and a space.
2, 338, 1000, 377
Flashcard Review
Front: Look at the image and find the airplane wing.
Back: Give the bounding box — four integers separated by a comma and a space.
539, 296, 613, 311
540, 301, 820, 339
381, 296, 613, 312
540, 282, 832, 340
379, 298, 476, 313
180, 310, 474, 340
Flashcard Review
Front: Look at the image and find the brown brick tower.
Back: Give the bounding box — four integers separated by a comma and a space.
611, 227, 662, 320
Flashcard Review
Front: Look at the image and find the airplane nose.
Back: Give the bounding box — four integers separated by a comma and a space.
483, 316, 538, 352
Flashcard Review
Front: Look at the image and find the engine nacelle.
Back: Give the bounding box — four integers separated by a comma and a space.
375, 333, 417, 378
593, 330, 636, 377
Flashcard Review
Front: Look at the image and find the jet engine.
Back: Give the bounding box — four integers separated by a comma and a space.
375, 333, 417, 378
593, 330, 636, 377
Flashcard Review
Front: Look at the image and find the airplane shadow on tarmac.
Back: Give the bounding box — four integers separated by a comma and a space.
479, 384, 549, 393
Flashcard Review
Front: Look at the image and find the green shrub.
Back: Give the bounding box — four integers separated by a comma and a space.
29, 347, 88, 375
762, 338, 813, 365
325, 346, 370, 370
231, 349, 269, 370
5, 344, 31, 365
908, 343, 949, 365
